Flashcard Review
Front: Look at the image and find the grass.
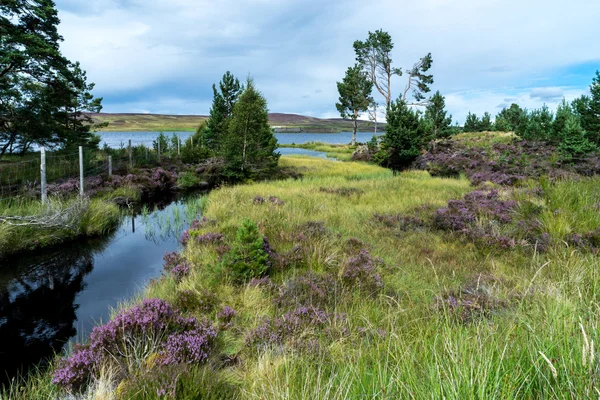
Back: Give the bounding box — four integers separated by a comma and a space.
0, 197, 121, 258
6, 154, 600, 399
279, 142, 356, 161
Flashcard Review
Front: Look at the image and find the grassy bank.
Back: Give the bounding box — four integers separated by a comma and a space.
7, 155, 600, 399
279, 142, 356, 161
0, 197, 121, 258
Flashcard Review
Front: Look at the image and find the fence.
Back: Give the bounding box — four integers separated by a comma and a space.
0, 135, 185, 205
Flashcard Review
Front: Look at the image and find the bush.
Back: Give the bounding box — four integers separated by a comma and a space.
221, 219, 270, 283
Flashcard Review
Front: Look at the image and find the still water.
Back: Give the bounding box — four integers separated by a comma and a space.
0, 197, 201, 382
99, 131, 377, 150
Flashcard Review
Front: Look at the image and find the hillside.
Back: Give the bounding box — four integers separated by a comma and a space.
90, 113, 383, 133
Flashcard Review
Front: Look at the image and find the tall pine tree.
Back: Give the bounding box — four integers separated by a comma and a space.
424, 91, 452, 138
206, 71, 241, 153
336, 65, 373, 145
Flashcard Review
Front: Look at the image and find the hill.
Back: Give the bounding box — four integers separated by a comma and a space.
90, 113, 383, 133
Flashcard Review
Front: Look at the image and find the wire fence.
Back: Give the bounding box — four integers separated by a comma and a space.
0, 137, 185, 205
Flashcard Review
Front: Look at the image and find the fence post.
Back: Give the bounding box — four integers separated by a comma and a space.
40, 147, 47, 205
145, 146, 148, 161
177, 135, 181, 157
158, 141, 161, 163
79, 146, 84, 197
129, 139, 133, 170
108, 155, 112, 177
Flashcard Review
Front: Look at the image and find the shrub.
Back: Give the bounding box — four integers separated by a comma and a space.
52, 299, 217, 393
221, 219, 270, 283
274, 272, 338, 309
341, 249, 384, 294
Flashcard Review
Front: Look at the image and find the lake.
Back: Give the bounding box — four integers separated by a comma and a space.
99, 131, 378, 150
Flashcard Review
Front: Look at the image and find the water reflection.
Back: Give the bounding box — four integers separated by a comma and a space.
0, 196, 201, 384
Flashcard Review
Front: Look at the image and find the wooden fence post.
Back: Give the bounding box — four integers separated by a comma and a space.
79, 146, 84, 197
40, 147, 47, 205
129, 139, 133, 170
108, 155, 112, 177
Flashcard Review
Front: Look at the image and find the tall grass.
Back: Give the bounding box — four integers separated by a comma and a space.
9, 155, 600, 399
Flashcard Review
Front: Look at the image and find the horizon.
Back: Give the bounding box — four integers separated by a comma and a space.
55, 0, 600, 123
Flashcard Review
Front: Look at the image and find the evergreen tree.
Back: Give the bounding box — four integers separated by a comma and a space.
572, 71, 600, 146
382, 99, 426, 171
424, 91, 452, 138
496, 103, 526, 132
517, 106, 553, 141
493, 116, 511, 132
558, 114, 597, 159
221, 79, 279, 179
463, 112, 480, 132
552, 99, 573, 143
336, 65, 373, 145
206, 71, 241, 152
181, 122, 210, 163
0, 0, 102, 155
479, 112, 493, 131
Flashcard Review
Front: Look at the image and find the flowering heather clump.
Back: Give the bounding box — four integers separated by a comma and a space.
415, 138, 600, 186
52, 345, 97, 393
247, 306, 347, 348
195, 232, 225, 245
569, 228, 600, 252
170, 262, 190, 281
215, 244, 232, 260
163, 251, 183, 270
190, 216, 217, 230
53, 298, 217, 393
217, 306, 237, 330
319, 187, 364, 197
268, 195, 285, 205
342, 249, 384, 294
159, 320, 217, 365
274, 272, 337, 309
434, 275, 510, 323
253, 195, 266, 205
344, 237, 366, 255
434, 190, 516, 231
373, 213, 427, 231
294, 221, 328, 241
180, 229, 192, 245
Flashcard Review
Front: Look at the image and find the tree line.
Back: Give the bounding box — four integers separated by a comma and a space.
0, 0, 104, 156
336, 29, 600, 170
463, 75, 600, 158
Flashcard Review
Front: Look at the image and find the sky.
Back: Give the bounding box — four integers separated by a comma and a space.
54, 0, 600, 124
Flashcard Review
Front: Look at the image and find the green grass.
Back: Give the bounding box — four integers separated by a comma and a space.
279, 142, 356, 161
0, 197, 121, 258
8, 156, 600, 399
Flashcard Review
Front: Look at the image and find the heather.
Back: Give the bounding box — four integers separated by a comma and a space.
8, 154, 600, 399
415, 133, 600, 185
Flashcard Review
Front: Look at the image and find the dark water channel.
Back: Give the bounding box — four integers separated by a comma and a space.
0, 196, 201, 384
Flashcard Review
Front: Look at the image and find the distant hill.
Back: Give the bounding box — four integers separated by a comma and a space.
90, 113, 383, 133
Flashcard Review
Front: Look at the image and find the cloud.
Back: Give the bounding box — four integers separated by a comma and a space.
53, 0, 600, 121
530, 87, 564, 100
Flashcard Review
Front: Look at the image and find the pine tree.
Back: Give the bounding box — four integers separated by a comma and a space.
463, 112, 480, 132
479, 112, 493, 131
382, 100, 426, 171
336, 65, 373, 145
496, 104, 526, 132
493, 116, 511, 132
221, 79, 279, 179
573, 71, 600, 146
551, 99, 573, 144
558, 115, 597, 159
424, 91, 452, 138
517, 106, 554, 141
206, 71, 241, 152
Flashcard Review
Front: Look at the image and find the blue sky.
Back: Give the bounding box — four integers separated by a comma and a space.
54, 0, 600, 123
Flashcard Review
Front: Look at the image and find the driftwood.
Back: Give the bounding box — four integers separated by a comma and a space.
0, 197, 90, 229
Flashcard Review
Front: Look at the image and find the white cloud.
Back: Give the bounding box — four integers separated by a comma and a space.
54, 0, 600, 121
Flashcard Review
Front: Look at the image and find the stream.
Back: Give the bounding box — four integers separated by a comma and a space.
0, 196, 203, 384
